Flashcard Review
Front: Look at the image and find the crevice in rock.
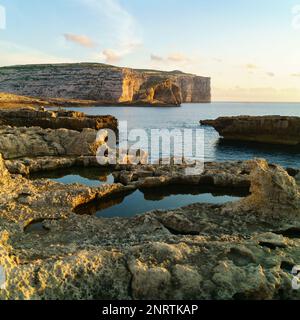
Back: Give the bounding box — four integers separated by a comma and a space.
280, 261, 295, 273
286, 168, 300, 177
259, 241, 285, 250
274, 227, 300, 239
162, 224, 200, 236
124, 259, 134, 300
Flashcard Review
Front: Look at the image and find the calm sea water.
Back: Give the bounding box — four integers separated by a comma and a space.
53, 102, 300, 168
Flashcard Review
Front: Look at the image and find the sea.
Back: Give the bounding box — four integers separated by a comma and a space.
50, 102, 300, 168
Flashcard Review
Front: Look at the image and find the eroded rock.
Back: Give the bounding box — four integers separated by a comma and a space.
201, 116, 300, 145
0, 107, 118, 132
0, 126, 104, 161
0, 157, 300, 299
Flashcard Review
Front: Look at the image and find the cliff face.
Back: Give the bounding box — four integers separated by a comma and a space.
0, 63, 211, 105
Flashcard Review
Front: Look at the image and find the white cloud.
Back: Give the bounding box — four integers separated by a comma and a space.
64, 33, 96, 48
266, 72, 275, 77
244, 63, 259, 70
101, 49, 121, 64
150, 52, 191, 64
167, 53, 190, 63
150, 54, 164, 62
80, 0, 142, 63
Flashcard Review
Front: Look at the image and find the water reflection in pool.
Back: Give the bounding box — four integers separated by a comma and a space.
75, 186, 246, 218
24, 220, 50, 235
30, 167, 114, 187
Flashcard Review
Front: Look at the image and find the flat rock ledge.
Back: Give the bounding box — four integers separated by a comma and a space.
0, 107, 118, 132
0, 154, 300, 300
0, 122, 112, 175
201, 116, 300, 145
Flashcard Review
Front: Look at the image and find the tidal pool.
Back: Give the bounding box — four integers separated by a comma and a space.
24, 220, 50, 235
30, 167, 114, 187
75, 186, 246, 218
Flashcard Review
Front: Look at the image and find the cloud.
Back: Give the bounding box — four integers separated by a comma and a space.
80, 0, 142, 63
243, 64, 275, 77
213, 58, 223, 63
101, 49, 121, 64
167, 53, 190, 63
64, 33, 96, 48
245, 63, 259, 70
266, 72, 275, 77
150, 52, 191, 64
150, 54, 164, 62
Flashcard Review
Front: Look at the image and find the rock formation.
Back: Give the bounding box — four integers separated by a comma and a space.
201, 116, 300, 145
0, 156, 300, 300
0, 107, 118, 132
0, 63, 211, 106
0, 107, 299, 300
0, 125, 108, 175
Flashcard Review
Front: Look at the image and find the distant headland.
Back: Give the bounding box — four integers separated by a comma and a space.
0, 63, 211, 107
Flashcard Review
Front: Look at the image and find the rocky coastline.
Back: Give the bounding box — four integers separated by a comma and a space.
0, 107, 300, 300
201, 116, 300, 146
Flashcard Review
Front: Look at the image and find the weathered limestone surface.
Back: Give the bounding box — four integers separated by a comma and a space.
0, 107, 118, 132
0, 157, 300, 300
0, 126, 103, 161
201, 116, 300, 145
113, 161, 252, 190
0, 63, 211, 106
0, 107, 117, 174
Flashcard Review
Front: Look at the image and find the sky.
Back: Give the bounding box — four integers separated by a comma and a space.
0, 0, 299, 102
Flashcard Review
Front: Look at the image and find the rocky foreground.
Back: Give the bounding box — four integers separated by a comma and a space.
201, 116, 300, 145
0, 108, 300, 300
0, 63, 211, 106
1, 153, 300, 299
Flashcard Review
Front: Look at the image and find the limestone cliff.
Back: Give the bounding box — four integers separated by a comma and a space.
0, 63, 211, 106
